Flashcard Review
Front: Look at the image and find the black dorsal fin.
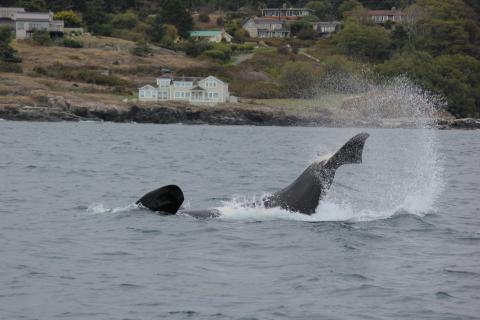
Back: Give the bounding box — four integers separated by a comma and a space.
136, 185, 184, 214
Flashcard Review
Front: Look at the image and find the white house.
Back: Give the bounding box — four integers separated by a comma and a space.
139, 75, 231, 105
0, 7, 24, 27
313, 21, 342, 36
14, 11, 64, 39
189, 30, 232, 43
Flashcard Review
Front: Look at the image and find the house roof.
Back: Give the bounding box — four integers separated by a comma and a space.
365, 10, 405, 16
252, 17, 289, 25
139, 84, 156, 90
262, 7, 313, 12
315, 21, 341, 26
14, 12, 52, 21
191, 86, 206, 91
190, 30, 222, 37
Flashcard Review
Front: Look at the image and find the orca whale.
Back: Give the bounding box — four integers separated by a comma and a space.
136, 132, 370, 218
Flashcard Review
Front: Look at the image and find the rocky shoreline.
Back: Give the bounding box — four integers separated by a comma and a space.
0, 97, 479, 129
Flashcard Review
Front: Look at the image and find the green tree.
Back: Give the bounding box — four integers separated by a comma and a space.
338, 0, 363, 17
111, 11, 138, 29
0, 26, 22, 63
150, 15, 166, 43
18, 0, 47, 11
305, 1, 332, 20
333, 19, 391, 61
161, 0, 193, 38
83, 0, 108, 28
409, 0, 478, 56
290, 20, 311, 36
54, 10, 82, 27
376, 51, 480, 117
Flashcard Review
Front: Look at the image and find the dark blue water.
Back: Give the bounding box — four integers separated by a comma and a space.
0, 122, 479, 320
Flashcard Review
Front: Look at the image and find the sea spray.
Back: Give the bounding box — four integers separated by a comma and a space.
218, 76, 444, 222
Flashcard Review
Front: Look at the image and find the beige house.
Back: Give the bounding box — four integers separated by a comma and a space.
139, 76, 231, 105
242, 17, 290, 38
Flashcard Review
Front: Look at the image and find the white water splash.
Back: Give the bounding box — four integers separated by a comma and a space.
86, 203, 139, 214
216, 77, 444, 222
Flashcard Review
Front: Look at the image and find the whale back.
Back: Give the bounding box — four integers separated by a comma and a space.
263, 133, 369, 215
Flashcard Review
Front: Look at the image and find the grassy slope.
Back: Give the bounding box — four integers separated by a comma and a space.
0, 35, 206, 108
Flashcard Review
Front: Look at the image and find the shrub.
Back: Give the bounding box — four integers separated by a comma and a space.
181, 40, 213, 57
280, 61, 320, 98
233, 27, 249, 43
216, 17, 224, 26
131, 40, 153, 57
112, 11, 138, 29
31, 30, 52, 46
54, 10, 81, 27
202, 49, 226, 61
90, 23, 113, 36
63, 38, 84, 48
198, 13, 210, 23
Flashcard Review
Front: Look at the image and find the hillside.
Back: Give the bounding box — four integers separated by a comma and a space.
0, 35, 206, 109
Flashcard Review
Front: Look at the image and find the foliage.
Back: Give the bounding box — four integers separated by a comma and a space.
216, 17, 224, 26
31, 30, 52, 46
376, 52, 480, 117
202, 49, 226, 61
149, 15, 166, 44
90, 23, 113, 36
305, 1, 332, 20
297, 27, 317, 40
408, 0, 479, 56
54, 10, 81, 27
63, 38, 84, 48
17, 0, 46, 11
0, 26, 22, 63
111, 11, 138, 29
161, 0, 193, 38
131, 40, 153, 57
233, 28, 249, 43
280, 61, 320, 98
332, 19, 391, 61
338, 0, 363, 17
178, 40, 211, 57
290, 20, 311, 36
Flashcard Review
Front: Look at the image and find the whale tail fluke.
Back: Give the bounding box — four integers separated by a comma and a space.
325, 132, 370, 171
136, 185, 184, 214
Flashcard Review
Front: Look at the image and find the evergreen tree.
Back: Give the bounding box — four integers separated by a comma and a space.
150, 15, 166, 43
161, 0, 193, 38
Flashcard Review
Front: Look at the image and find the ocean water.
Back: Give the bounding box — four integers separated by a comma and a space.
0, 122, 479, 320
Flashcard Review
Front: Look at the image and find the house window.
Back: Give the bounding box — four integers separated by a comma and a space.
140, 91, 145, 98
205, 79, 217, 88
17, 22, 24, 30
208, 92, 219, 99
